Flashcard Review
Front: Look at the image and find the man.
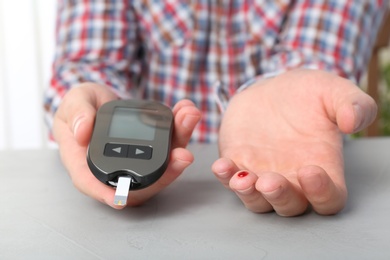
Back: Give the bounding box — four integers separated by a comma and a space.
45, 0, 386, 216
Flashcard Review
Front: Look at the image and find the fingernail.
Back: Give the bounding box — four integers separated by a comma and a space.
216, 171, 230, 179
353, 104, 363, 132
73, 116, 84, 136
235, 185, 255, 195
262, 186, 283, 200
182, 115, 199, 129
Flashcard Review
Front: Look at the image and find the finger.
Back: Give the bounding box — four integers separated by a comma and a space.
59, 129, 194, 209
255, 172, 308, 216
54, 83, 118, 146
125, 147, 194, 206
172, 99, 196, 114
55, 123, 124, 209
63, 100, 96, 146
211, 157, 241, 188
71, 161, 123, 209
298, 165, 347, 215
229, 171, 273, 213
171, 100, 201, 148
324, 76, 377, 134
336, 95, 377, 134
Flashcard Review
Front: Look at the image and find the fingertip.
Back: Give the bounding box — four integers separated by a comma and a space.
298, 165, 347, 215
212, 158, 242, 189
182, 113, 201, 131
172, 99, 197, 114
173, 99, 201, 123
211, 158, 236, 178
72, 113, 95, 146
336, 94, 377, 134
176, 105, 201, 129
229, 170, 258, 195
71, 171, 123, 209
172, 104, 201, 148
352, 100, 377, 133
57, 83, 118, 146
229, 171, 273, 213
171, 147, 194, 164
167, 147, 194, 178
147, 147, 193, 191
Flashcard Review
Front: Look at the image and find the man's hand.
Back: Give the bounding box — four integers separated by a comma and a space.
212, 69, 377, 216
53, 83, 201, 209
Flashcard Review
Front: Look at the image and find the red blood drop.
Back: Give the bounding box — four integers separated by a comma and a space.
238, 171, 249, 178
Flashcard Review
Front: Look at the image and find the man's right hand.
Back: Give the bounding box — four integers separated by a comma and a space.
53, 83, 201, 209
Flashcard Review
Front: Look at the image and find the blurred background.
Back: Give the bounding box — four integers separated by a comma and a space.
0, 0, 55, 150
0, 1, 389, 151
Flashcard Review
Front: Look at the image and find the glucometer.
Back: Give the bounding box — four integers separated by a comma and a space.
87, 100, 174, 205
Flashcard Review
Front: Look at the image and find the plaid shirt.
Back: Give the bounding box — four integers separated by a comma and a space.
45, 0, 386, 143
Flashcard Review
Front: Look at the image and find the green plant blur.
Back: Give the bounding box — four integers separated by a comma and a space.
379, 63, 390, 135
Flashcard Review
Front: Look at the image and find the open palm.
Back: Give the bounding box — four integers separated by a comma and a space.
212, 69, 377, 216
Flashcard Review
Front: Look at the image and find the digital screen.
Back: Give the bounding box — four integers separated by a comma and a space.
108, 107, 156, 141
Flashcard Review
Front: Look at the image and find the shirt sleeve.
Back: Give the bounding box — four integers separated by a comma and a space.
254, 0, 387, 84
44, 0, 140, 129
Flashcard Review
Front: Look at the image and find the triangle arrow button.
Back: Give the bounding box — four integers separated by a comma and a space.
128, 145, 152, 160
135, 148, 144, 155
113, 147, 122, 153
104, 143, 128, 158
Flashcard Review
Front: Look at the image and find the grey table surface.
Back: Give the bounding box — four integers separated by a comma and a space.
1, 138, 390, 259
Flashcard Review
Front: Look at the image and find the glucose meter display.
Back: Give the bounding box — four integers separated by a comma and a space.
108, 107, 156, 141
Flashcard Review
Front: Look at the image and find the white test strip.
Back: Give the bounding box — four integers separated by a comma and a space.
114, 177, 132, 206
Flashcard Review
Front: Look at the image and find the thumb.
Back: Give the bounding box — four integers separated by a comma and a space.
54, 83, 118, 146
70, 104, 97, 146
332, 84, 377, 134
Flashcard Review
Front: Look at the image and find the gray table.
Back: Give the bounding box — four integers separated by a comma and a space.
1, 138, 390, 259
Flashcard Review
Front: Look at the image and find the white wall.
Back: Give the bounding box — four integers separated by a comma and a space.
0, 0, 56, 150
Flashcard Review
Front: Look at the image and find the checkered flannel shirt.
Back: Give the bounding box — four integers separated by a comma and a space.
45, 0, 386, 142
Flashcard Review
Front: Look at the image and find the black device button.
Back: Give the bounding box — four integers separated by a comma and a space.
104, 143, 129, 158
127, 145, 152, 160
